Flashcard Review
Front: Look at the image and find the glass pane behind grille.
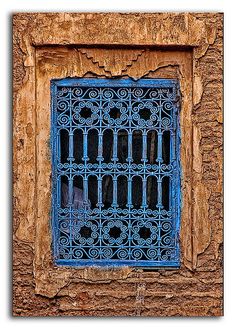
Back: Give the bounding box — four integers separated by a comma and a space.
51, 78, 181, 267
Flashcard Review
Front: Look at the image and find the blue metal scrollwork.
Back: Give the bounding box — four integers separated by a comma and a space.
51, 78, 181, 267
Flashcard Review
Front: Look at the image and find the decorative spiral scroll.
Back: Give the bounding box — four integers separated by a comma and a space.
117, 248, 128, 259
132, 249, 143, 260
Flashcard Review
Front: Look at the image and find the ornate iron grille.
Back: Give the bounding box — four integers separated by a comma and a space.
51, 78, 181, 267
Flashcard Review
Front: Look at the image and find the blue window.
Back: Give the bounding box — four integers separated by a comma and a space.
51, 78, 181, 267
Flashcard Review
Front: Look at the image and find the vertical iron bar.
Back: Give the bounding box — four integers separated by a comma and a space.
97, 130, 103, 161
69, 88, 73, 258
169, 130, 174, 212
83, 176, 88, 203
127, 131, 132, 162
127, 177, 133, 208
57, 131, 61, 163
112, 176, 118, 208
99, 88, 103, 258
171, 128, 176, 161
142, 131, 147, 162
112, 130, 118, 162
156, 131, 163, 162
58, 176, 61, 208
82, 130, 88, 161
141, 177, 147, 208
97, 177, 103, 208
157, 176, 163, 208
68, 178, 73, 207
128, 90, 132, 258
68, 131, 74, 161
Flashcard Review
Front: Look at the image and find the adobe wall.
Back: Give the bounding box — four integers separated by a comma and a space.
13, 13, 223, 316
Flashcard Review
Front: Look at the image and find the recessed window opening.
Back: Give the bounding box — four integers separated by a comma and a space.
51, 78, 181, 267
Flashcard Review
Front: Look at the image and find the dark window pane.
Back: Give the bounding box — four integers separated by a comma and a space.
60, 176, 68, 208
109, 107, 120, 120
88, 176, 98, 208
88, 129, 98, 163
139, 108, 151, 120
102, 175, 113, 208
132, 176, 142, 209
74, 129, 83, 164
162, 176, 170, 211
147, 176, 157, 209
103, 130, 113, 163
162, 131, 170, 164
118, 130, 128, 163
147, 130, 157, 163
117, 176, 127, 208
60, 129, 69, 163
132, 130, 142, 164
80, 106, 92, 119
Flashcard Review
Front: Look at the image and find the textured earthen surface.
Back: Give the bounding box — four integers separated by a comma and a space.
13, 13, 223, 316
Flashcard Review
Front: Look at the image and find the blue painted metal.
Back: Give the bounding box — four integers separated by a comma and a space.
51, 77, 181, 267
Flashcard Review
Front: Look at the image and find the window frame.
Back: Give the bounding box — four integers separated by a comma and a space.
50, 77, 181, 268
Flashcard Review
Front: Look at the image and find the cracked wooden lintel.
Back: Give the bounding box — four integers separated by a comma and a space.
77, 48, 145, 75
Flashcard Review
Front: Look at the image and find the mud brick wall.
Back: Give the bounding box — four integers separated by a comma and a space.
13, 13, 223, 316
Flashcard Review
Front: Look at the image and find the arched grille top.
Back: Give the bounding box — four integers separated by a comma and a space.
51, 78, 181, 267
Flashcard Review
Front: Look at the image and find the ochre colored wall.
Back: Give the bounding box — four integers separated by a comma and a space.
13, 13, 223, 316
